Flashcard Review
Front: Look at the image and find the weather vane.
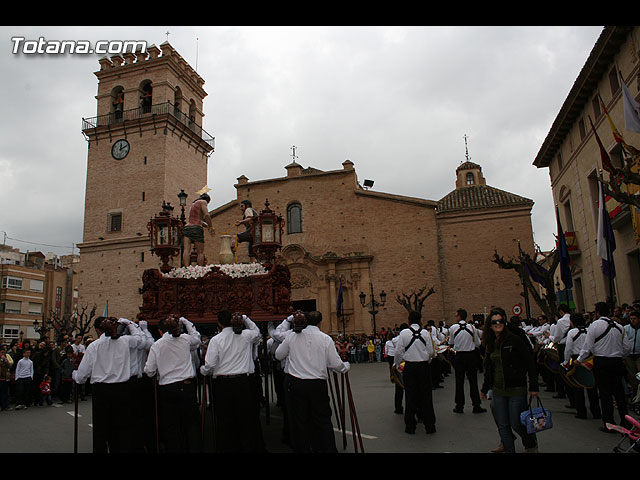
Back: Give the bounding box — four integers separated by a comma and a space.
463, 134, 471, 163
290, 145, 298, 162
165, 30, 170, 42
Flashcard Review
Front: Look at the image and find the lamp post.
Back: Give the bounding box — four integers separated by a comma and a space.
359, 283, 386, 337
33, 316, 52, 340
178, 189, 188, 265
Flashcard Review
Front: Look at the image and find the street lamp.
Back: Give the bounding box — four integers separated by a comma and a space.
177, 189, 188, 264
359, 283, 386, 336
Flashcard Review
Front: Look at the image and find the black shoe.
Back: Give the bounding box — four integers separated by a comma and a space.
453, 407, 464, 414
405, 427, 416, 434
425, 425, 436, 434
473, 406, 487, 414
394, 409, 404, 414
574, 414, 587, 419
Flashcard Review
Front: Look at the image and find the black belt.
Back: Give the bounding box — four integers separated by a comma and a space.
161, 378, 196, 387
628, 354, 640, 359
216, 373, 250, 379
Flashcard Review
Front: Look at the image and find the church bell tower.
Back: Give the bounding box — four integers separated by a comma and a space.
77, 41, 214, 320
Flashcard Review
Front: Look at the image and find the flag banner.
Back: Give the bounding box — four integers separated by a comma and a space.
597, 182, 617, 278
621, 76, 640, 134
102, 300, 108, 317
336, 279, 343, 317
555, 207, 573, 290
599, 94, 626, 145
589, 116, 617, 176
518, 242, 548, 286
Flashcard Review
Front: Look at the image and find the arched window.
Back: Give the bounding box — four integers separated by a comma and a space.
466, 172, 475, 185
174, 87, 183, 116
111, 86, 124, 121
287, 203, 302, 234
139, 80, 152, 113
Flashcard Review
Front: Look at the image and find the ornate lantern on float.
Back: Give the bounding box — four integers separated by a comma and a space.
252, 199, 285, 268
147, 201, 182, 273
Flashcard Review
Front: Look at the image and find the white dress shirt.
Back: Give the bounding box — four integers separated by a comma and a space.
74, 331, 143, 384
393, 324, 435, 367
577, 316, 631, 363
384, 339, 396, 358
275, 324, 349, 380
563, 327, 588, 363
15, 357, 33, 380
127, 320, 154, 378
200, 315, 261, 377
144, 317, 201, 385
552, 314, 571, 344
447, 321, 480, 352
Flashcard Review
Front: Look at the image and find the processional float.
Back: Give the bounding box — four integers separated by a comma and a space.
135, 199, 363, 452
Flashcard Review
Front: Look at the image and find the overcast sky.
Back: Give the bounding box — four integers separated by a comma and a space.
0, 25, 604, 258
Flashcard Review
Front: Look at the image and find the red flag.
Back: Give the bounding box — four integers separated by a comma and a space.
598, 94, 625, 144
589, 116, 617, 176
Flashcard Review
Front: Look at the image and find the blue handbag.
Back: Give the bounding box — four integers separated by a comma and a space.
520, 396, 552, 434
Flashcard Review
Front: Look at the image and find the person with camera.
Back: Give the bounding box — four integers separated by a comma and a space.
200, 310, 264, 452
144, 315, 202, 453
275, 310, 350, 453
73, 316, 144, 453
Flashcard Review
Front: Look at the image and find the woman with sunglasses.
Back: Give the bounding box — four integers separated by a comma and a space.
480, 307, 540, 453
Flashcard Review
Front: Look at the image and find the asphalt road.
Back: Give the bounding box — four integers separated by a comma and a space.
0, 361, 635, 454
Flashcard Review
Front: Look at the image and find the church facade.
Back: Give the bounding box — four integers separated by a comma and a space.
203, 159, 536, 335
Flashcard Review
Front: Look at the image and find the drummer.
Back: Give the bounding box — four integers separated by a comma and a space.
562, 313, 601, 420
551, 304, 573, 403
576, 301, 631, 432
447, 309, 486, 414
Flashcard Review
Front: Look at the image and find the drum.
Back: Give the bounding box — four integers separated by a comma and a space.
538, 345, 560, 374
565, 356, 595, 389
390, 362, 404, 389
542, 342, 560, 361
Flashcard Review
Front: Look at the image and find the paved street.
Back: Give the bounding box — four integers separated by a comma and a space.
0, 361, 634, 454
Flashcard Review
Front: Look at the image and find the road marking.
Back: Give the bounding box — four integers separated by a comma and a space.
66, 411, 82, 418
333, 428, 377, 439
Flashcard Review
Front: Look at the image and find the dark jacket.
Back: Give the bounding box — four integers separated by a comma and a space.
481, 330, 538, 395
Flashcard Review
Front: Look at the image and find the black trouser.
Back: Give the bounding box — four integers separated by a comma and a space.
593, 356, 629, 426
285, 374, 338, 453
555, 344, 569, 398
15, 377, 32, 406
387, 356, 404, 412
91, 381, 133, 453
454, 351, 481, 408
237, 229, 254, 257
213, 375, 264, 453
139, 375, 158, 453
402, 361, 435, 431
157, 379, 202, 453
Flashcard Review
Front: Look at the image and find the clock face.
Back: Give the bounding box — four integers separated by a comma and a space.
111, 139, 130, 160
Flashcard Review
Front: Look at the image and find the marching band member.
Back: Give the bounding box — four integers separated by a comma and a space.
551, 304, 573, 402
394, 310, 437, 435
562, 313, 601, 420
576, 302, 631, 432
200, 310, 264, 452
447, 309, 486, 414
385, 329, 404, 414
275, 310, 350, 453
144, 315, 202, 453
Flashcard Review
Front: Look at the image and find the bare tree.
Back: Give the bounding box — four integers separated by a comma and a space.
395, 286, 436, 313
491, 246, 560, 321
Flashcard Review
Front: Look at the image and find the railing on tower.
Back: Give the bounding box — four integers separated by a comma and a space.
81, 101, 215, 150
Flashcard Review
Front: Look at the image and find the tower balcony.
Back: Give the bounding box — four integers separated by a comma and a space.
81, 101, 215, 151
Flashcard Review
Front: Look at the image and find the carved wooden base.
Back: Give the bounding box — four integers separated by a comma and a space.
137, 263, 293, 326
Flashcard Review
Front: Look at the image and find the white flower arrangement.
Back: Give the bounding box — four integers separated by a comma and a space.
162, 263, 268, 279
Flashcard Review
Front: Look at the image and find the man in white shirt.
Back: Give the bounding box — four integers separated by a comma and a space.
73, 316, 144, 453
394, 310, 436, 434
14, 349, 34, 409
447, 309, 485, 414
562, 313, 601, 420
144, 315, 202, 453
275, 310, 350, 453
552, 304, 572, 401
200, 310, 264, 452
385, 329, 405, 415
577, 302, 631, 431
